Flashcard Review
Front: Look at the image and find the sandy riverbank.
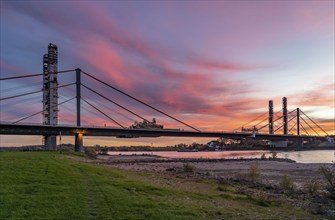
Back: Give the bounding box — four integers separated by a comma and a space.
64, 154, 334, 218
97, 154, 333, 188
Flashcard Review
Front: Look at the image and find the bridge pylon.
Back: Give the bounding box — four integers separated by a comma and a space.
43, 43, 58, 151
74, 68, 83, 152
268, 100, 273, 134
76, 68, 81, 127
282, 97, 288, 135
297, 108, 300, 135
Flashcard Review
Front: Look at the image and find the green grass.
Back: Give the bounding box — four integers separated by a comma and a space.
0, 152, 319, 219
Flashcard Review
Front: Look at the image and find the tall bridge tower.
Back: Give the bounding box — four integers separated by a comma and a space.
268, 100, 273, 134
43, 43, 58, 150
282, 97, 288, 135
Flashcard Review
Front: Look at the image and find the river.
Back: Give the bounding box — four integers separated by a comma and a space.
108, 150, 335, 163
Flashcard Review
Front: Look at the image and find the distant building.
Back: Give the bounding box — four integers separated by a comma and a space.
268, 140, 288, 147
43, 43, 58, 150
129, 118, 163, 129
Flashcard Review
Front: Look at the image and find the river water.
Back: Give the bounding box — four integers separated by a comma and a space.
108, 150, 335, 164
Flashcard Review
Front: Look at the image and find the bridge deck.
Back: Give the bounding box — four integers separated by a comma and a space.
0, 123, 323, 141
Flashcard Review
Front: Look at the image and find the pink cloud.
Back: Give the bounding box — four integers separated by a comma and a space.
0, 60, 32, 77
288, 83, 335, 108
78, 39, 132, 90
2, 1, 333, 136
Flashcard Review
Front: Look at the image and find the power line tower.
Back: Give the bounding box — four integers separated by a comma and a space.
43, 43, 58, 150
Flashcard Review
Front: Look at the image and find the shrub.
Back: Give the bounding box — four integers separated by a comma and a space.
217, 185, 228, 192
320, 166, 335, 199
279, 174, 295, 191
183, 163, 196, 173
248, 163, 261, 182
303, 178, 320, 195
84, 147, 97, 159
98, 147, 109, 155
254, 191, 270, 207
270, 151, 277, 159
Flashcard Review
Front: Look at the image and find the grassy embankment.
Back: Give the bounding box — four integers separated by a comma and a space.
0, 152, 320, 220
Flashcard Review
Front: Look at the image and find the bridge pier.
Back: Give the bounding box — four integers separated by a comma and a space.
75, 133, 84, 152
44, 135, 57, 151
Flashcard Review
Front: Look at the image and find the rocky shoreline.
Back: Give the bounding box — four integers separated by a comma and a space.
93, 154, 335, 218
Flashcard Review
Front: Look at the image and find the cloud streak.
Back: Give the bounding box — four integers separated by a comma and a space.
1, 0, 334, 143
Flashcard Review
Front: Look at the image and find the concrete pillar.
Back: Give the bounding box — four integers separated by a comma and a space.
75, 133, 83, 152
44, 135, 57, 151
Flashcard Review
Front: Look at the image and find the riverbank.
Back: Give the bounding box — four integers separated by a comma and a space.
94, 154, 335, 218
107, 149, 335, 163
1, 152, 333, 219
223, 145, 334, 151
97, 154, 331, 188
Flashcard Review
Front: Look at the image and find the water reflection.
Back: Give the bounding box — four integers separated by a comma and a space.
108, 150, 335, 163
276, 150, 334, 164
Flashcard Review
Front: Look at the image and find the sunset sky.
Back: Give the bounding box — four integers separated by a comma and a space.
0, 1, 334, 147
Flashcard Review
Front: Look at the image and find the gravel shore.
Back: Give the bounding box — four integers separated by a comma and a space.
90, 154, 335, 218
98, 154, 334, 188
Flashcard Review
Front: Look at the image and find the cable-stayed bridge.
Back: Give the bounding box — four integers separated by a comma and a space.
0, 69, 331, 151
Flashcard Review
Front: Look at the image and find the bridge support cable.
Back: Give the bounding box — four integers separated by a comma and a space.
83, 94, 136, 123
243, 111, 282, 132
242, 109, 283, 132
0, 69, 75, 81
299, 116, 320, 136
300, 123, 310, 135
76, 99, 109, 122
300, 110, 329, 136
81, 84, 153, 125
237, 111, 268, 131
50, 83, 76, 89
257, 109, 296, 132
81, 70, 200, 132
0, 96, 41, 112
0, 89, 42, 101
0, 82, 75, 102
273, 115, 296, 134
0, 73, 43, 81
253, 117, 268, 128
288, 121, 298, 134
12, 97, 76, 124
81, 97, 125, 128
1, 81, 42, 94
273, 124, 284, 134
